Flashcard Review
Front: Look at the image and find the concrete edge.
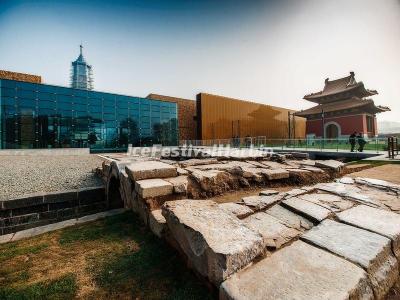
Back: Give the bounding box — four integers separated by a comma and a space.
0, 208, 127, 244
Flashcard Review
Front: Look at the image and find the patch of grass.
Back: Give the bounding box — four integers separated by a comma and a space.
58, 212, 135, 245
0, 242, 49, 262
0, 273, 77, 300
89, 215, 214, 300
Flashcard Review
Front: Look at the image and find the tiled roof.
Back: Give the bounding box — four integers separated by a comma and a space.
295, 97, 390, 117
304, 72, 377, 101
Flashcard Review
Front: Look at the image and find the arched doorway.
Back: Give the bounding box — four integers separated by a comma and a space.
325, 123, 339, 139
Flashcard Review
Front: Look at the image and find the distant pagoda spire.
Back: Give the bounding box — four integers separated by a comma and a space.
70, 44, 94, 90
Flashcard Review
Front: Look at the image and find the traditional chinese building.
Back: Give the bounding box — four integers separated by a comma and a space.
296, 72, 390, 138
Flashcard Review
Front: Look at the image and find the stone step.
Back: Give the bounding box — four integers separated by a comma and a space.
337, 205, 400, 259
301, 219, 399, 299
282, 197, 333, 222
162, 200, 264, 285
125, 161, 177, 181
220, 240, 373, 300
135, 178, 173, 199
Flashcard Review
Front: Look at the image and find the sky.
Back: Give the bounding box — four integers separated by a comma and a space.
0, 0, 399, 122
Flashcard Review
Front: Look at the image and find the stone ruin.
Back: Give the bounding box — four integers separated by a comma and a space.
97, 150, 400, 299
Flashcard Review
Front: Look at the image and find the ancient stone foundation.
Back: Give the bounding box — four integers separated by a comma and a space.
100, 150, 400, 299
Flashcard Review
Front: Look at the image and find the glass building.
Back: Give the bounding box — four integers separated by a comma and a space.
0, 79, 178, 151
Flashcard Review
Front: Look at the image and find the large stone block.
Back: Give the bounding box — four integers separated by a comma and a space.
282, 197, 332, 222
315, 159, 345, 171
337, 205, 400, 258
165, 176, 189, 194
135, 179, 173, 199
125, 161, 177, 181
261, 168, 289, 180
242, 212, 301, 250
220, 240, 373, 300
302, 220, 399, 299
162, 200, 264, 285
218, 202, 253, 219
148, 209, 167, 238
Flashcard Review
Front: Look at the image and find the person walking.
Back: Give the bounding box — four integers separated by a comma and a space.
357, 133, 367, 152
349, 132, 357, 152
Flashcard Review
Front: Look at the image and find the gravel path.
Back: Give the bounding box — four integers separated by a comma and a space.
0, 155, 104, 201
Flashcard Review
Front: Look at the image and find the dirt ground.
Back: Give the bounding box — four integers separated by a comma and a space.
348, 164, 400, 184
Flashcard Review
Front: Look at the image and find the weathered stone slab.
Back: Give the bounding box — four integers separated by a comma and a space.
262, 168, 289, 180
259, 189, 279, 196
337, 176, 355, 184
265, 204, 313, 231
315, 182, 382, 208
135, 178, 173, 199
302, 166, 325, 173
179, 158, 219, 168
165, 176, 188, 194
282, 197, 332, 222
284, 188, 311, 199
302, 219, 399, 299
288, 168, 311, 176
315, 159, 345, 171
240, 195, 282, 211
219, 202, 253, 219
259, 160, 287, 169
176, 167, 189, 175
220, 240, 373, 300
355, 177, 400, 193
242, 212, 301, 250
239, 167, 265, 182
126, 161, 177, 181
298, 192, 354, 212
298, 159, 316, 167
338, 205, 400, 258
148, 209, 167, 238
162, 200, 264, 285
190, 169, 231, 193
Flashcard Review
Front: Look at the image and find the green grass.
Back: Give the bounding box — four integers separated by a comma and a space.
0, 242, 49, 262
0, 211, 215, 299
0, 273, 77, 300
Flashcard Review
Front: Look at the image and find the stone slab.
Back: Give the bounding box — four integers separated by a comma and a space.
220, 240, 373, 300
240, 195, 282, 211
298, 192, 354, 212
355, 177, 400, 193
135, 178, 173, 199
261, 168, 289, 180
148, 209, 167, 238
242, 212, 301, 250
337, 205, 400, 258
315, 159, 345, 171
282, 197, 332, 222
126, 161, 177, 181
219, 202, 253, 219
162, 200, 264, 285
302, 219, 399, 299
259, 189, 279, 196
265, 204, 313, 231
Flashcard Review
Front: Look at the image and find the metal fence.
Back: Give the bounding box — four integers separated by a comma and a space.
179, 137, 389, 153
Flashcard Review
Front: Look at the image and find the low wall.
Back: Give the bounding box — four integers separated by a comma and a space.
0, 148, 90, 156
0, 186, 115, 235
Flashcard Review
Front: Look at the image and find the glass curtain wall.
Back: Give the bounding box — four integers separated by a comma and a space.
0, 79, 178, 150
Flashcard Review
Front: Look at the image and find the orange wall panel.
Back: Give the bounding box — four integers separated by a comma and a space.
197, 93, 305, 140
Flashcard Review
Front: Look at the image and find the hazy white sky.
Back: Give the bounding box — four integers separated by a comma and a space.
0, 0, 399, 121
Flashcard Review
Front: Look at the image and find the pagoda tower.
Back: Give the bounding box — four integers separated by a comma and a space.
296, 72, 390, 138
70, 45, 93, 90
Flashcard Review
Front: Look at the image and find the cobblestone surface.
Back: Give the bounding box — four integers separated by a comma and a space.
0, 155, 104, 201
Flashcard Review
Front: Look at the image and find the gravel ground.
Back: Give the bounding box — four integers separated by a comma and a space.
0, 155, 104, 201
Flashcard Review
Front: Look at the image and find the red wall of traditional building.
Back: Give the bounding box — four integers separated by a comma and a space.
305, 114, 373, 137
